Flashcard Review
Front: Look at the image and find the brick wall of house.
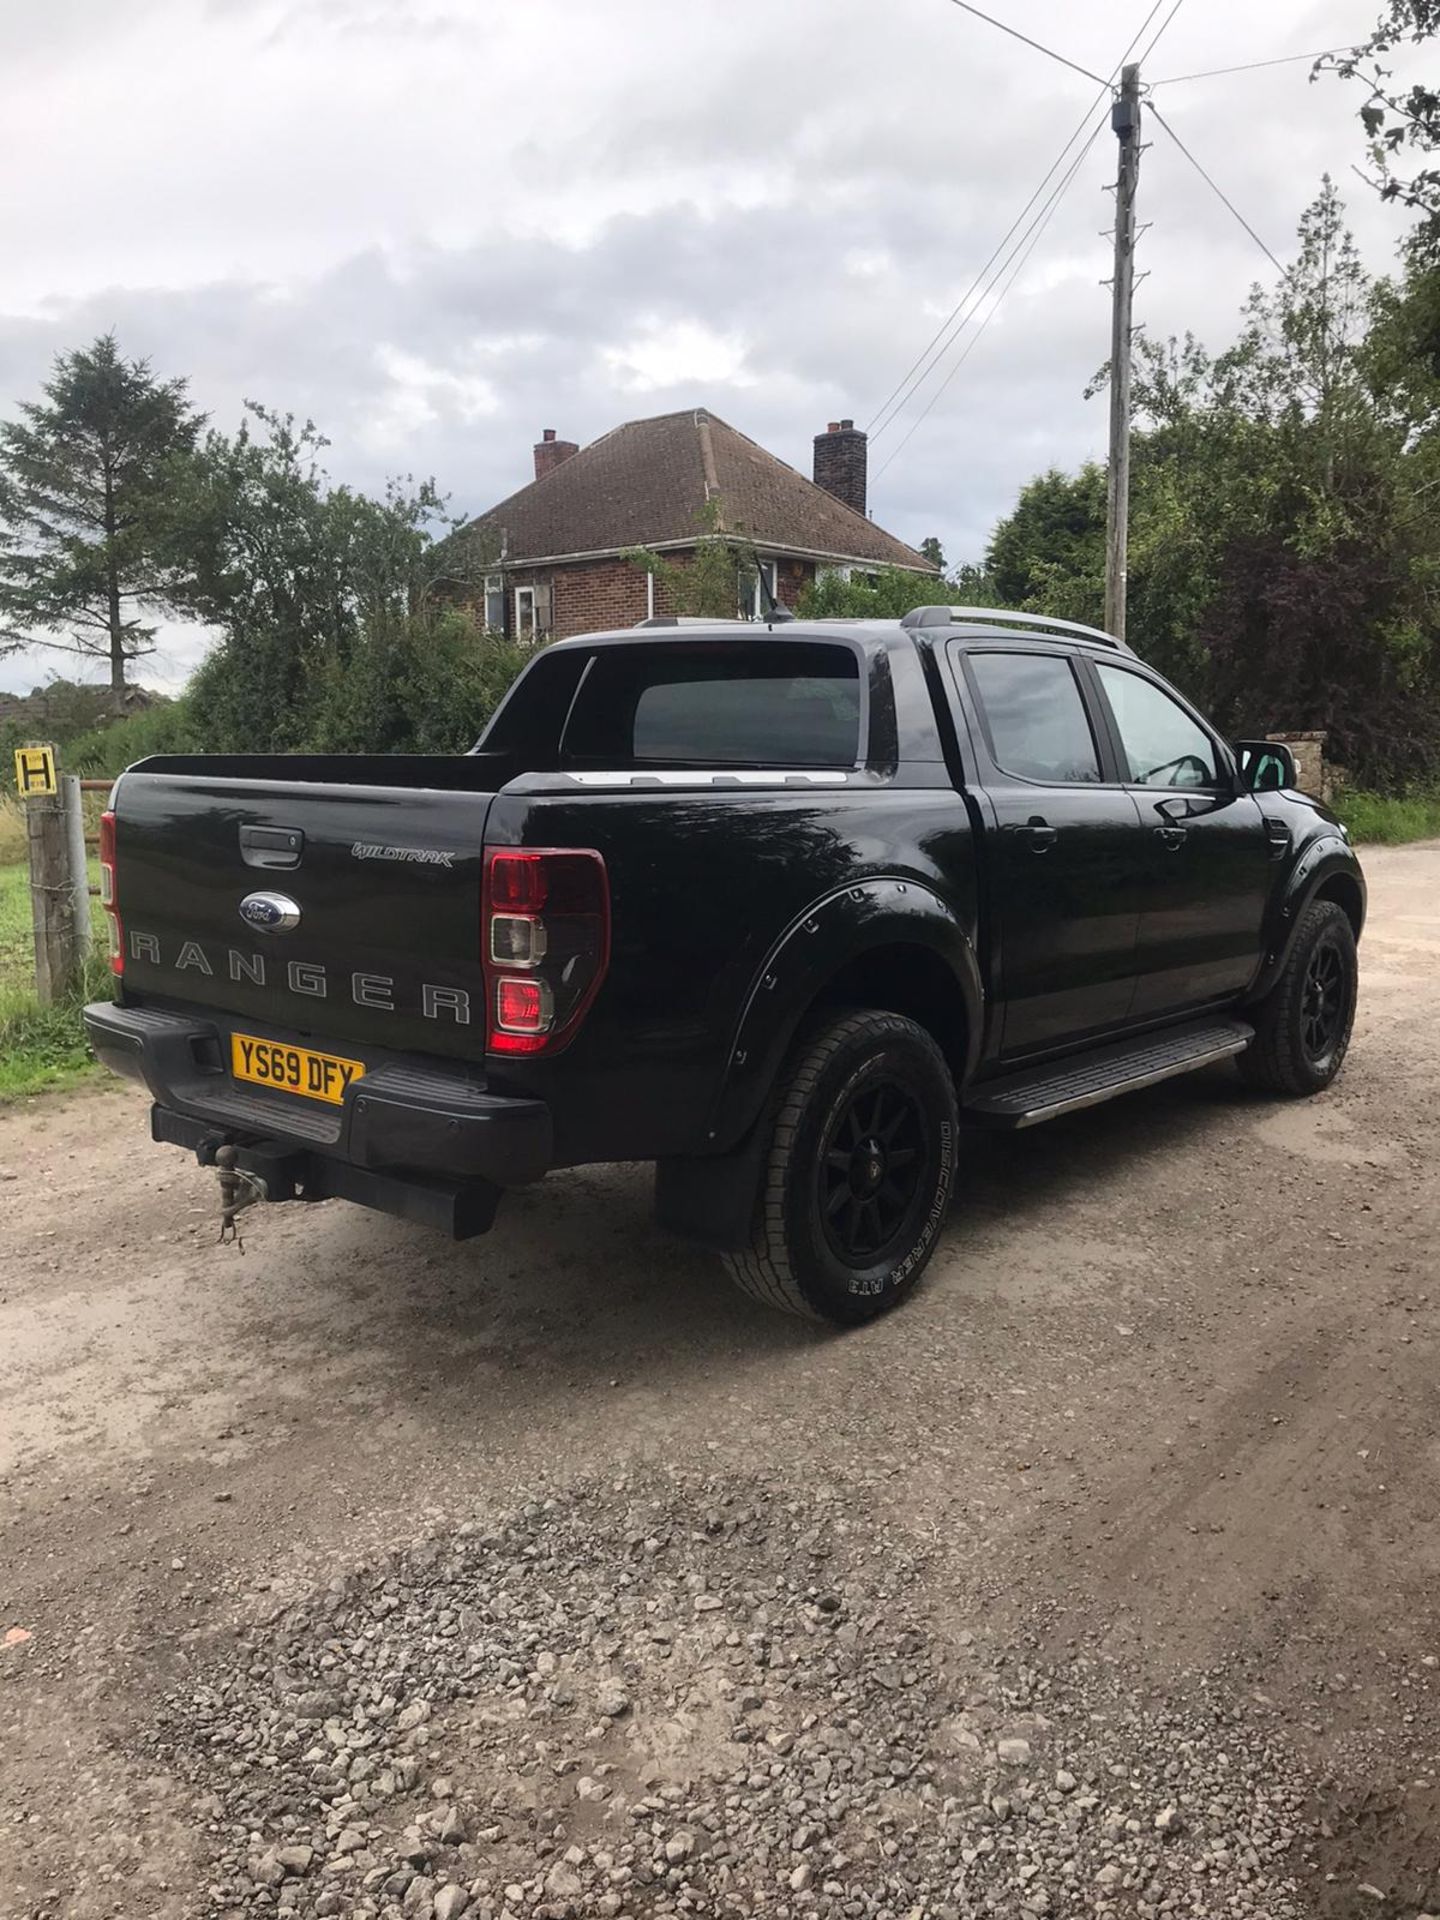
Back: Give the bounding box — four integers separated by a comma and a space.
494, 551, 818, 642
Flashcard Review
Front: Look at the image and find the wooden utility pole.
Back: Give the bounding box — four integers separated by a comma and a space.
1104, 63, 1142, 643
26, 771, 91, 1005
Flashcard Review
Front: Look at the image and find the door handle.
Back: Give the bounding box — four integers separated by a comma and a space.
1013, 818, 1057, 852
1154, 824, 1188, 849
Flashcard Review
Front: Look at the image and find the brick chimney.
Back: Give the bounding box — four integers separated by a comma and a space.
813, 418, 867, 516
533, 427, 579, 482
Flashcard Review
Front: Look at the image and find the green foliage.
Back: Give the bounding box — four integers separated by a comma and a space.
0, 862, 108, 1099
1322, 5, 1440, 237
797, 565, 952, 620
304, 613, 530, 755
64, 697, 203, 778
987, 465, 1107, 608
622, 499, 764, 618
0, 682, 186, 791
1335, 785, 1440, 841
185, 408, 515, 753
0, 334, 205, 703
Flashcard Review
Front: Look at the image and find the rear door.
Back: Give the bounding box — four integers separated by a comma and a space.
953, 645, 1146, 1057
1086, 660, 1272, 1016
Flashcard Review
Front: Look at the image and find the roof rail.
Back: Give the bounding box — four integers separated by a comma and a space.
900, 605, 1127, 650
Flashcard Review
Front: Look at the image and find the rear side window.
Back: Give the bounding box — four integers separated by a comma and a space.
561, 642, 861, 768
968, 651, 1101, 784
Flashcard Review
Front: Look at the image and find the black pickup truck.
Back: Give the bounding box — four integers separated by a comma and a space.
85, 606, 1364, 1323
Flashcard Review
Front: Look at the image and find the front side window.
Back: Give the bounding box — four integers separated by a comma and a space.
483, 572, 505, 633
968, 651, 1101, 784
1095, 664, 1219, 788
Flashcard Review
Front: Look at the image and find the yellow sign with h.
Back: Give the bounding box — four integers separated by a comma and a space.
13, 744, 58, 798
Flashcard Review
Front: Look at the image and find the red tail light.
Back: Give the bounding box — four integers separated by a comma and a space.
99, 809, 123, 976
482, 848, 609, 1056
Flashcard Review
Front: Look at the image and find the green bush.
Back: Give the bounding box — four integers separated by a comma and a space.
305, 613, 530, 754
64, 697, 203, 779
190, 608, 528, 757
798, 566, 961, 621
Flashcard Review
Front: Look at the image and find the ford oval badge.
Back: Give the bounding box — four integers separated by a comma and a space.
238, 890, 301, 933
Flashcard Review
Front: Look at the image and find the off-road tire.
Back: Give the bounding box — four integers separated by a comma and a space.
1238, 899, 1357, 1097
722, 1008, 959, 1324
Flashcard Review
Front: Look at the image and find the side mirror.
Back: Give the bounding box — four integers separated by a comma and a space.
1235, 740, 1297, 793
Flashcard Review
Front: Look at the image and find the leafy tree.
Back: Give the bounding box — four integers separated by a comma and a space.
919, 535, 947, 571
186, 406, 514, 753
986, 466, 1107, 608
0, 334, 205, 709
983, 182, 1440, 786
1322, 6, 1440, 233
623, 499, 764, 618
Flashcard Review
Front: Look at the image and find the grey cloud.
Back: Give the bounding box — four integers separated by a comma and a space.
0, 0, 1420, 691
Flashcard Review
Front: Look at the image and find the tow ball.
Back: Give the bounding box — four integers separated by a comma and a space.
215, 1143, 269, 1249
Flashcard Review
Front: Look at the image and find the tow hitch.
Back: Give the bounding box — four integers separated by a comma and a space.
215, 1143, 269, 1248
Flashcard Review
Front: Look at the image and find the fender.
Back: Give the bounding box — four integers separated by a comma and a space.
702, 875, 984, 1155
1246, 831, 1366, 1004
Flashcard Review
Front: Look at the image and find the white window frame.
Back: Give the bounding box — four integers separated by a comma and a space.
483, 572, 505, 633
514, 585, 538, 646
739, 558, 779, 621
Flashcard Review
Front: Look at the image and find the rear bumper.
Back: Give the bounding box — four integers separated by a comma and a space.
84, 999, 552, 1205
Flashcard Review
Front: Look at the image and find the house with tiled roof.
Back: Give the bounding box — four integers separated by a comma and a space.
456, 408, 934, 643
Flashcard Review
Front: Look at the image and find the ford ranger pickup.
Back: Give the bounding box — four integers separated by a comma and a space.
84, 606, 1365, 1323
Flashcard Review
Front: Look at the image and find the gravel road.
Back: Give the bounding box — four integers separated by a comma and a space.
3, 844, 1439, 1920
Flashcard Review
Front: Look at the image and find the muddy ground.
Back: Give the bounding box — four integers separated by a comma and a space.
2, 844, 1439, 1918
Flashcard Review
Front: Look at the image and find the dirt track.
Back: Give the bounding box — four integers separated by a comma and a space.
2, 843, 1439, 1918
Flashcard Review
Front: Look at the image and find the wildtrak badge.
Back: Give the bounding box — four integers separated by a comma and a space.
125, 931, 472, 1023
351, 841, 456, 867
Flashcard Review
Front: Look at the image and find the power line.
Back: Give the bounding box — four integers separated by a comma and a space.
869, 0, 1171, 445
874, 115, 1109, 481
1148, 102, 1285, 274
1152, 45, 1356, 85
943, 0, 1107, 87
866, 107, 1103, 441
1136, 0, 1186, 67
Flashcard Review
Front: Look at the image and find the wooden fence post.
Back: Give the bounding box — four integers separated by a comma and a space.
26, 772, 90, 1005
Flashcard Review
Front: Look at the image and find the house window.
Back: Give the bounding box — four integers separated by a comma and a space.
483, 573, 505, 633
514, 586, 538, 645
738, 559, 780, 620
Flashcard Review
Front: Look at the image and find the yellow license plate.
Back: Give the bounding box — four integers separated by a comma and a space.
230, 1033, 365, 1105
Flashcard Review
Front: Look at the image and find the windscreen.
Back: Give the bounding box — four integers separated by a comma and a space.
559, 641, 861, 768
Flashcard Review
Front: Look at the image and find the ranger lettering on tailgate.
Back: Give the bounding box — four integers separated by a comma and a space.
126, 931, 471, 1022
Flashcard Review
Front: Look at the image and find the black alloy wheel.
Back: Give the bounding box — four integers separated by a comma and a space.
1300, 939, 1347, 1063
1238, 898, 1358, 1097
819, 1078, 927, 1266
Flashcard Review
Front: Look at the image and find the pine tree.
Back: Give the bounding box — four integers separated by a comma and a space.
0, 334, 204, 708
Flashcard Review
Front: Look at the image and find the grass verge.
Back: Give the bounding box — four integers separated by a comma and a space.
1335, 788, 1440, 845
0, 859, 109, 1100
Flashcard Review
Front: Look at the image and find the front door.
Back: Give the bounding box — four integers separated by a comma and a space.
1089, 660, 1273, 1017
956, 646, 1145, 1057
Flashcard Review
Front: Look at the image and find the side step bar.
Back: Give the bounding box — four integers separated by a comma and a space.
963, 1016, 1254, 1129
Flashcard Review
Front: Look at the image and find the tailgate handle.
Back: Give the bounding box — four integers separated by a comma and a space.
240, 825, 304, 870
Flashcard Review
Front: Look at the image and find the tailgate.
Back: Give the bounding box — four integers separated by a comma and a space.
113, 770, 493, 1062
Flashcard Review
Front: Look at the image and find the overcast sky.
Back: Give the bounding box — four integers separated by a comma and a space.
0, 0, 1419, 692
